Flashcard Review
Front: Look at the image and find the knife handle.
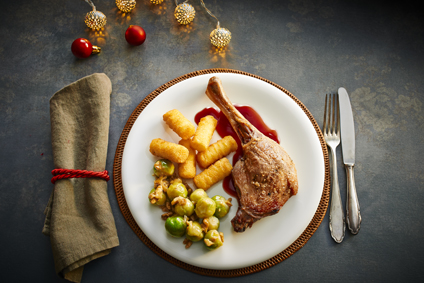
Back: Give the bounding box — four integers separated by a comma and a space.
345, 165, 361, 234
329, 148, 345, 243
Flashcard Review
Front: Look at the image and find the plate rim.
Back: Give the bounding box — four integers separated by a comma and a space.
112, 68, 330, 277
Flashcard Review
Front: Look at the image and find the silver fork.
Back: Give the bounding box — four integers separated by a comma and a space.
323, 93, 345, 243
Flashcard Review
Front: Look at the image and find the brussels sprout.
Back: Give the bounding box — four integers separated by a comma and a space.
186, 221, 204, 242
194, 197, 216, 218
167, 179, 187, 200
153, 159, 175, 177
203, 216, 220, 231
212, 195, 232, 218
172, 196, 194, 216
148, 188, 166, 206
190, 189, 208, 204
203, 230, 224, 250
165, 216, 187, 237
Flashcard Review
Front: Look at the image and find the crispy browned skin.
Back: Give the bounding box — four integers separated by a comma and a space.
205, 77, 298, 232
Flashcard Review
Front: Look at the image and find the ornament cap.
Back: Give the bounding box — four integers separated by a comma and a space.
92, 45, 101, 54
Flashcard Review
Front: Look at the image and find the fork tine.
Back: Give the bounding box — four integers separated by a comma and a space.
323, 94, 328, 133
331, 93, 336, 135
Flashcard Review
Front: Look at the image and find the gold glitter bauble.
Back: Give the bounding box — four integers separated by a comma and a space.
116, 0, 136, 13
150, 0, 164, 4
85, 9, 107, 30
210, 27, 231, 47
174, 3, 195, 25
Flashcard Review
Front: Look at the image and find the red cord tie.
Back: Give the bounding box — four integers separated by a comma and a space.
51, 169, 110, 184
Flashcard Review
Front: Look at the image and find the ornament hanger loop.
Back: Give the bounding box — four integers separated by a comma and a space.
200, 0, 220, 28
84, 0, 96, 10
174, 0, 189, 5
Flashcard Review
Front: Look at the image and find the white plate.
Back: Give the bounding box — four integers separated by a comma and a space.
121, 73, 325, 270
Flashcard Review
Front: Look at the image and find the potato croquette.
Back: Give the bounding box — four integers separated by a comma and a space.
191, 115, 217, 152
149, 138, 189, 163
197, 136, 238, 168
178, 139, 197, 179
163, 109, 196, 140
193, 158, 233, 190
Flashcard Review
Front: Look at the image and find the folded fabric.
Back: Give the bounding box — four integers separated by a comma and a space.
42, 73, 119, 282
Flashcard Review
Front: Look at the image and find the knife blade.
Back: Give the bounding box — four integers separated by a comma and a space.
338, 87, 362, 234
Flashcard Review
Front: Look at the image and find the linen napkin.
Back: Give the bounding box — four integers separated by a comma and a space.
42, 73, 119, 282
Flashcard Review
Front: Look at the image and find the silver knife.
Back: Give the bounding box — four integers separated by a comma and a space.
338, 87, 362, 234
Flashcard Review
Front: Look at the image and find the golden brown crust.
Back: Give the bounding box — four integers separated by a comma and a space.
197, 136, 238, 168
149, 138, 189, 163
191, 115, 217, 152
163, 109, 196, 140
178, 139, 197, 178
193, 157, 232, 190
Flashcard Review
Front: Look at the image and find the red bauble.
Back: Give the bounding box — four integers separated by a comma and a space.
71, 38, 93, 58
125, 25, 146, 46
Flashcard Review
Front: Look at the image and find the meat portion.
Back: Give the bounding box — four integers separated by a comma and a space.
205, 77, 298, 232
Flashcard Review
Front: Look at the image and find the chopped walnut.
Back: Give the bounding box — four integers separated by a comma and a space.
165, 200, 172, 211
153, 161, 164, 172
171, 196, 188, 206
201, 218, 210, 233
154, 176, 169, 192
171, 178, 182, 186
182, 180, 193, 196
161, 212, 174, 221
189, 214, 199, 222
183, 238, 192, 249
148, 186, 163, 204
204, 238, 214, 247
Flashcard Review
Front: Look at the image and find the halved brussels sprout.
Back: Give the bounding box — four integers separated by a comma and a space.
189, 189, 208, 204
212, 195, 232, 218
148, 188, 166, 206
186, 221, 204, 242
167, 179, 187, 200
172, 196, 194, 216
165, 216, 187, 238
153, 159, 175, 177
204, 230, 224, 250
194, 197, 216, 218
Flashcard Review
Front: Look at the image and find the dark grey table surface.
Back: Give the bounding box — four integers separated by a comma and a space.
1, 0, 423, 282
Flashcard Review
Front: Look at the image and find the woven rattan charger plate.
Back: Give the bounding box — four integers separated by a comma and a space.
113, 68, 330, 277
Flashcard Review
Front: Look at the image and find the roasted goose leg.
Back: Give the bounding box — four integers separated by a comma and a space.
205, 77, 299, 232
